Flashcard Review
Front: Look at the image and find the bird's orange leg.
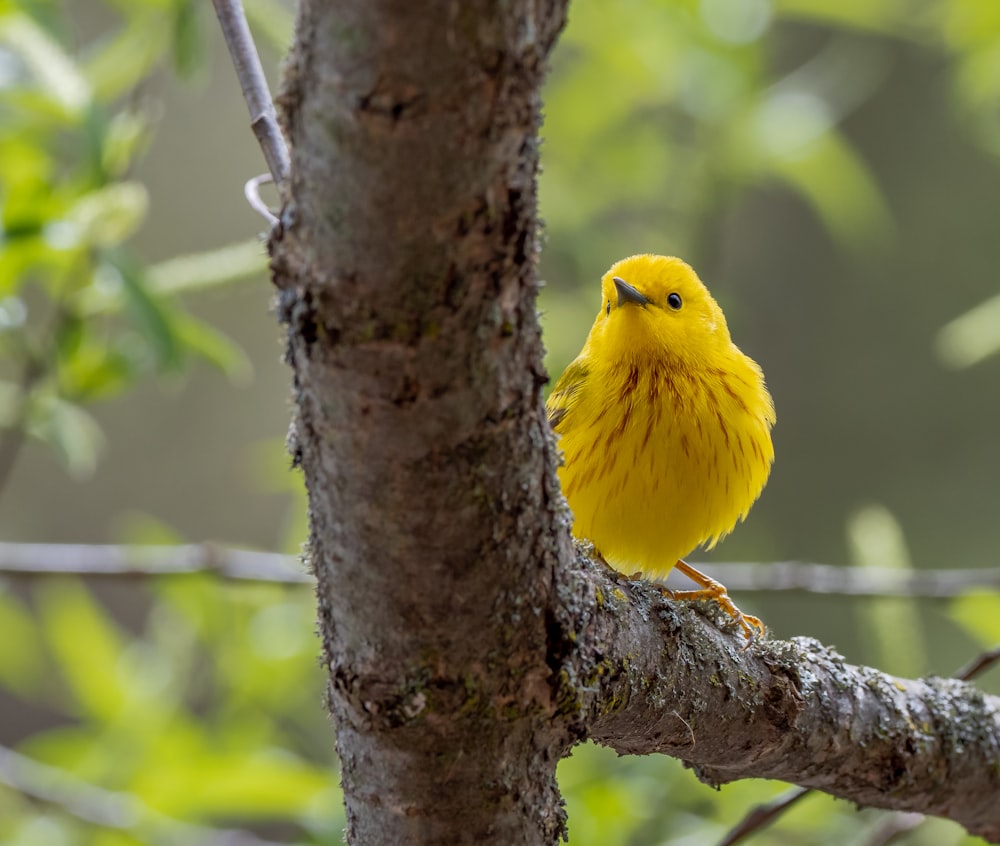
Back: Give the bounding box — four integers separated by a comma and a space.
664, 560, 765, 643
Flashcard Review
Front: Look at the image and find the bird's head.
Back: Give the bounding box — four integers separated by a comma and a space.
591, 254, 732, 367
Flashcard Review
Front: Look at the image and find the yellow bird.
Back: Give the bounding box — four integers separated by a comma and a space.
547, 254, 775, 640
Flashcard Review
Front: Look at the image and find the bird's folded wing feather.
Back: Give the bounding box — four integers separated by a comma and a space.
546, 357, 590, 432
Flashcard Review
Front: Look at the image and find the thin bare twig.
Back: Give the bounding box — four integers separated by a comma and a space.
956, 643, 1000, 682
0, 542, 308, 583
717, 786, 812, 846
704, 561, 1000, 597
245, 173, 279, 226
0, 743, 296, 845
2, 544, 1000, 600
211, 0, 290, 190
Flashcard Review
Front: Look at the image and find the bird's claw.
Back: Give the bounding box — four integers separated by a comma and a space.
660, 584, 765, 647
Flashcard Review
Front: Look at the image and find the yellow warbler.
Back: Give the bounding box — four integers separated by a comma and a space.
547, 254, 775, 639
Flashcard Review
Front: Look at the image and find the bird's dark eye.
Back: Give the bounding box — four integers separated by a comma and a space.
606, 300, 611, 316
667, 293, 682, 310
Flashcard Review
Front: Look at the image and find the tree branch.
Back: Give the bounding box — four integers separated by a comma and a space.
721, 636, 1000, 845
554, 553, 1000, 842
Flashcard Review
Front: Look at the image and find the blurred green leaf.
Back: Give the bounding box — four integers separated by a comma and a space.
0, 587, 44, 695
135, 749, 335, 818
0, 138, 78, 292
943, 0, 1000, 48
36, 579, 128, 721
0, 10, 91, 118
244, 0, 296, 52
99, 110, 154, 180
83, 14, 172, 103
772, 0, 921, 35
171, 0, 207, 79
247, 602, 311, 662
113, 513, 186, 547
20, 722, 109, 773
109, 254, 184, 371
3, 814, 78, 846
936, 291, 1000, 368
762, 125, 893, 253
27, 394, 104, 477
561, 745, 664, 844
847, 505, 924, 678
699, 0, 773, 45
58, 341, 134, 401
557, 744, 863, 846
92, 829, 142, 846
66, 182, 149, 250
77, 240, 268, 316
0, 231, 76, 298
148, 239, 268, 297
0, 139, 56, 222
0, 295, 27, 331
949, 43, 1000, 157
173, 313, 252, 382
54, 312, 84, 359
949, 592, 1000, 645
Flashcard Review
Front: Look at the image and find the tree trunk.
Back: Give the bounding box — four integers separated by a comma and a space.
272, 1, 573, 842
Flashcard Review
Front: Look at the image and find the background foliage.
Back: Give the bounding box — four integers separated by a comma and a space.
1, 0, 999, 844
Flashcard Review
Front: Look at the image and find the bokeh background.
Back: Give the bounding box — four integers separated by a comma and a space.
1, 1, 999, 844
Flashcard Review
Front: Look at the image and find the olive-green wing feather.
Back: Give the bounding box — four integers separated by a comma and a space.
546, 357, 590, 433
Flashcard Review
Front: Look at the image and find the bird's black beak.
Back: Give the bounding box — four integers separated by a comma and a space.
613, 276, 649, 308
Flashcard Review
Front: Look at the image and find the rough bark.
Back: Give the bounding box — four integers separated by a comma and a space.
273, 1, 572, 842
268, 2, 1000, 844
555, 555, 1000, 842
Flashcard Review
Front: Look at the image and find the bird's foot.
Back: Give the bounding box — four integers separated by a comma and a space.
664, 560, 766, 645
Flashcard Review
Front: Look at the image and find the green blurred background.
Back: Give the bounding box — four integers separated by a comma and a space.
1, 0, 999, 843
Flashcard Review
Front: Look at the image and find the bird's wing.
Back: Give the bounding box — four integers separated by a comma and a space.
546, 357, 590, 432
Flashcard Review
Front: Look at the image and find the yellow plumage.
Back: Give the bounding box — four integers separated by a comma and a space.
547, 254, 775, 637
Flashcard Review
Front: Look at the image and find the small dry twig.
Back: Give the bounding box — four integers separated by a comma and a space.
3, 543, 1000, 602
0, 541, 308, 583
717, 786, 812, 846
211, 0, 290, 222
955, 643, 1000, 682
